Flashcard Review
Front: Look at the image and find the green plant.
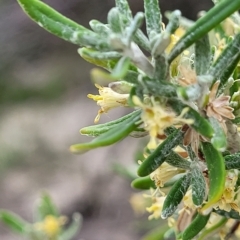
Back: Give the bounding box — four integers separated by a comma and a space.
15, 0, 240, 239
0, 193, 82, 240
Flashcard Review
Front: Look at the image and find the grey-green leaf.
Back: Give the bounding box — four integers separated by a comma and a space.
225, 152, 240, 170
17, 0, 108, 49
80, 110, 141, 137
137, 129, 184, 177
115, 0, 133, 23
209, 117, 227, 152
191, 162, 206, 206
108, 8, 122, 33
165, 151, 191, 170
161, 173, 191, 219
144, 0, 162, 39
71, 111, 141, 153
195, 34, 211, 75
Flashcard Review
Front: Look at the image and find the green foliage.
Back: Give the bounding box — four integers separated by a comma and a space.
161, 173, 191, 219
181, 213, 211, 240
15, 0, 240, 239
137, 129, 184, 177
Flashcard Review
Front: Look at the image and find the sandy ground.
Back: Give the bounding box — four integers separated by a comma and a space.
0, 97, 145, 240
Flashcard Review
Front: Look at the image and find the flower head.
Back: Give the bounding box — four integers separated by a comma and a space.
146, 196, 166, 220
133, 96, 193, 148
88, 84, 129, 123
206, 81, 235, 132
150, 162, 183, 188
35, 215, 67, 238
212, 171, 240, 213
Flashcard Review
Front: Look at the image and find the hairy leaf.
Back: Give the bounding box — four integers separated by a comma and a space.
137, 129, 184, 177
161, 173, 191, 219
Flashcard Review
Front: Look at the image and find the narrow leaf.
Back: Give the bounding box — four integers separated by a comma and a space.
79, 48, 121, 60
89, 20, 111, 36
137, 129, 184, 177
35, 193, 59, 221
209, 117, 227, 151
214, 209, 240, 219
165, 10, 181, 35
111, 57, 131, 79
0, 211, 30, 234
108, 8, 122, 33
134, 30, 151, 51
17, 0, 107, 49
80, 110, 140, 137
144, 0, 162, 39
115, 0, 133, 23
195, 34, 211, 75
201, 142, 226, 211
191, 162, 206, 206
208, 33, 240, 87
153, 55, 168, 80
142, 76, 177, 98
125, 12, 145, 44
115, 0, 150, 51
79, 49, 118, 70
168, 98, 214, 138
70, 111, 141, 153
109, 81, 134, 94
224, 152, 240, 170
168, 0, 240, 63
182, 213, 211, 240
161, 173, 191, 219
165, 151, 191, 170
131, 176, 156, 190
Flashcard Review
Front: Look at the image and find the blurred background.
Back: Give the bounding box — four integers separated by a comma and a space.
0, 0, 213, 239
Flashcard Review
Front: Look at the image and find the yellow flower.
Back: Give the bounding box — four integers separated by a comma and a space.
206, 81, 235, 132
146, 196, 166, 220
213, 33, 227, 61
35, 215, 67, 238
182, 189, 197, 211
88, 84, 129, 123
133, 96, 193, 148
150, 162, 183, 188
166, 27, 185, 53
166, 27, 186, 77
212, 171, 240, 213
129, 193, 149, 216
